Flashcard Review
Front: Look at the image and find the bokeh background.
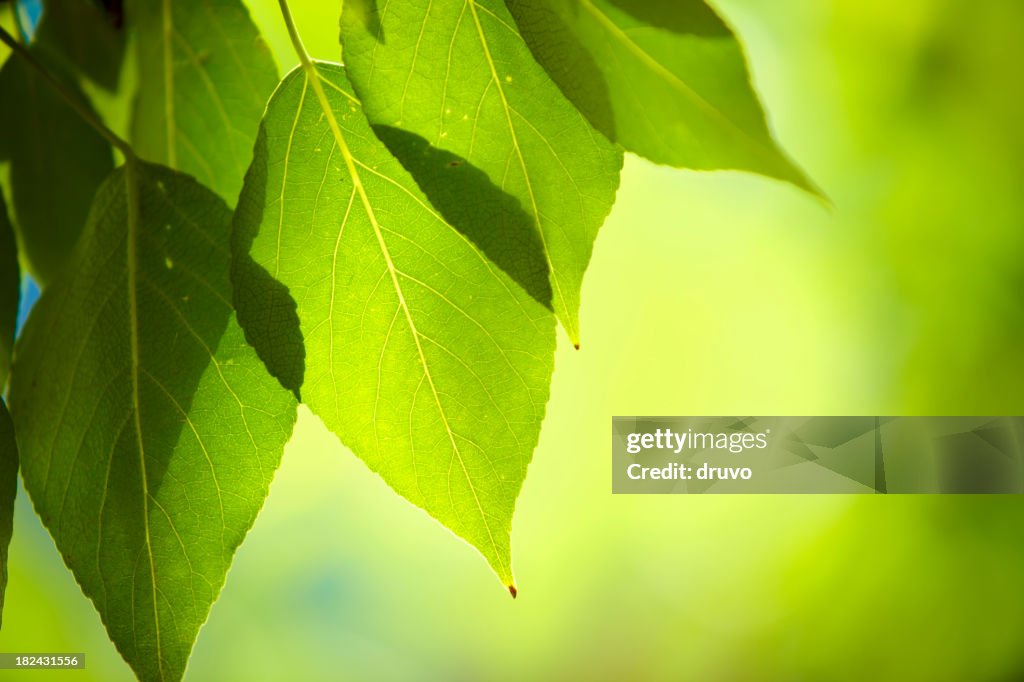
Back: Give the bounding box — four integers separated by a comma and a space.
3, 0, 1024, 679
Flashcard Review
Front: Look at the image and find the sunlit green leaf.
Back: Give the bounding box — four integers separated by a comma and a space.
504, 0, 817, 192
131, 0, 278, 204
341, 0, 623, 345
9, 160, 297, 681
233, 61, 554, 589
0, 51, 113, 284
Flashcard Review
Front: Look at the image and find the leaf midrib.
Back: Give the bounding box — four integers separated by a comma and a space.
125, 162, 166, 682
465, 0, 576, 344
575, 0, 783, 167
299, 62, 509, 580
159, 0, 259, 184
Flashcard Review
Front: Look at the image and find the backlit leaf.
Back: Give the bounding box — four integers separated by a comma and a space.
131, 0, 278, 204
341, 0, 623, 345
9, 160, 297, 681
504, 0, 818, 192
232, 61, 555, 590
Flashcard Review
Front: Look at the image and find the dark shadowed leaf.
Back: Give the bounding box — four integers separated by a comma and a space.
131, 0, 278, 205
34, 0, 126, 91
0, 51, 113, 284
0, 187, 17, 388
0, 186, 15, 629
9, 160, 297, 681
0, 401, 15, 630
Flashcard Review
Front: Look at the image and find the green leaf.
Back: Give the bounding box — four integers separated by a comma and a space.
131, 0, 278, 205
233, 61, 554, 590
504, 0, 817, 192
0, 400, 15, 631
8, 160, 297, 681
0, 186, 17, 389
340, 0, 623, 346
0, 51, 114, 284
0, 187, 15, 631
34, 0, 126, 91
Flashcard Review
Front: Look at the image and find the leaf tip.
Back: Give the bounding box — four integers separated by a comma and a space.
787, 166, 832, 209
573, 343, 580, 351
813, 188, 836, 212
507, 583, 518, 599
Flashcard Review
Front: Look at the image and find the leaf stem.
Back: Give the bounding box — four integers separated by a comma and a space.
277, 0, 314, 69
0, 25, 135, 160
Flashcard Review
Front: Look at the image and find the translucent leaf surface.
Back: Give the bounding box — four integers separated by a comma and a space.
233, 61, 555, 590
131, 0, 278, 204
505, 0, 817, 192
9, 161, 297, 681
341, 0, 623, 345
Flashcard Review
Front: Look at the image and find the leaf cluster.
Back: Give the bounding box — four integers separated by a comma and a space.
0, 0, 815, 678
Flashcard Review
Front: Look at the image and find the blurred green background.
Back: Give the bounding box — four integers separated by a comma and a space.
4, 0, 1024, 679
